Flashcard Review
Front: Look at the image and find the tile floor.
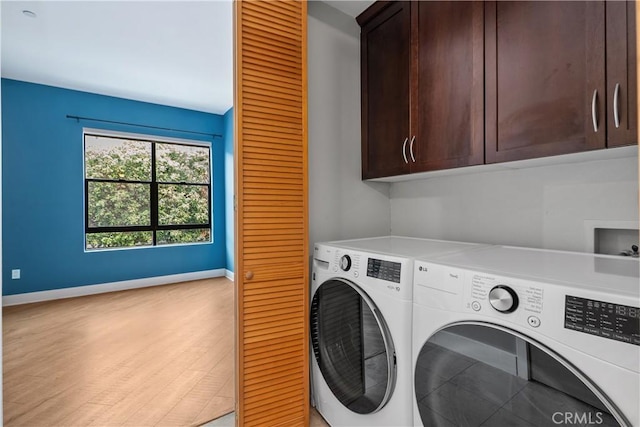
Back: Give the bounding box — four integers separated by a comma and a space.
204, 339, 621, 426
415, 343, 619, 427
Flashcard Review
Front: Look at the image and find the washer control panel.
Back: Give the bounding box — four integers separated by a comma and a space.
340, 255, 352, 271
367, 258, 401, 283
316, 244, 411, 300
564, 295, 640, 346
331, 251, 361, 275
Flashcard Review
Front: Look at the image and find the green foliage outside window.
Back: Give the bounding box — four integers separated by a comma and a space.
84, 134, 211, 250
87, 182, 151, 228
156, 143, 210, 183
158, 184, 210, 225
86, 231, 153, 249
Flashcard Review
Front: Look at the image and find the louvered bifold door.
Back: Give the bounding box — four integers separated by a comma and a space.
234, 0, 309, 426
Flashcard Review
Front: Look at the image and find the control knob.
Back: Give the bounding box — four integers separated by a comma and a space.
340, 255, 352, 272
488, 285, 519, 313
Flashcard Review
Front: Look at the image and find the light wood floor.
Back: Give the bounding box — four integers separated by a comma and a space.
203, 409, 329, 426
3, 277, 235, 427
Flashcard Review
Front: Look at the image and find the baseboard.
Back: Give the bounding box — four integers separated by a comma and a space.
225, 269, 235, 281
2, 269, 227, 307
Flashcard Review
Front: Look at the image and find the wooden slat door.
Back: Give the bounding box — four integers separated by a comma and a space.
234, 1, 308, 426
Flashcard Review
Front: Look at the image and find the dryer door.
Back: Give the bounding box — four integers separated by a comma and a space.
414, 323, 625, 426
310, 278, 396, 414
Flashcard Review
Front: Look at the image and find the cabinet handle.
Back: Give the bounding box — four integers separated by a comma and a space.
591, 89, 599, 133
409, 136, 416, 162
613, 83, 621, 129
245, 271, 254, 280
402, 137, 409, 164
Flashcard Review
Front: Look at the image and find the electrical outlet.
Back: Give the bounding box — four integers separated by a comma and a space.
11, 269, 21, 280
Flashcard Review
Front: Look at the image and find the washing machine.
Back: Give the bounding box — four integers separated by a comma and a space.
412, 245, 640, 427
310, 236, 487, 427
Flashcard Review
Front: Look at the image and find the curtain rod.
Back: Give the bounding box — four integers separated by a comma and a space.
66, 115, 223, 139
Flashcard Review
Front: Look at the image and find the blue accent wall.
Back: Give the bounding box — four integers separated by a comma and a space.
223, 108, 234, 273
1, 79, 226, 295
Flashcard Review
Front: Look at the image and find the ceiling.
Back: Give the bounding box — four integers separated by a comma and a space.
1, 1, 372, 115
1, 1, 233, 115
323, 0, 374, 18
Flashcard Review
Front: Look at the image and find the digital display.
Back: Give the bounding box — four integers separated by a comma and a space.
565, 295, 640, 346
367, 258, 401, 283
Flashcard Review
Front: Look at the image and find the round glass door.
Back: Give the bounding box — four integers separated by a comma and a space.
310, 278, 396, 414
415, 324, 623, 426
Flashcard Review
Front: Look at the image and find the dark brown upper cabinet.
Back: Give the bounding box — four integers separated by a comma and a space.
412, 1, 484, 171
485, 1, 637, 163
360, 1, 637, 179
606, 1, 637, 148
359, 2, 411, 179
358, 1, 483, 179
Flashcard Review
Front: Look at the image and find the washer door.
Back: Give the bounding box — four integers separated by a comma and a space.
310, 278, 396, 414
415, 323, 625, 426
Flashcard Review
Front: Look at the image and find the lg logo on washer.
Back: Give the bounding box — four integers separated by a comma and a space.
552, 412, 605, 425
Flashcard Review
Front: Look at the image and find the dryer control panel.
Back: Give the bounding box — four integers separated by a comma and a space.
564, 295, 640, 346
414, 260, 546, 326
469, 274, 544, 315
414, 259, 640, 373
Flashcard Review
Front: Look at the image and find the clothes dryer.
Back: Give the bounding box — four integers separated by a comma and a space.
311, 236, 486, 427
412, 246, 639, 427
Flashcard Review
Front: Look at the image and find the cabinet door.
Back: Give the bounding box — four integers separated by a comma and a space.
412, 1, 484, 171
606, 1, 637, 147
361, 2, 411, 179
485, 1, 606, 163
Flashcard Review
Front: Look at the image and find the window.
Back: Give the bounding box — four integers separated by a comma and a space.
84, 131, 211, 250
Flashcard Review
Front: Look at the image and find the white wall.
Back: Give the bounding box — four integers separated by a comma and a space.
308, 1, 638, 256
390, 153, 639, 253
308, 2, 391, 248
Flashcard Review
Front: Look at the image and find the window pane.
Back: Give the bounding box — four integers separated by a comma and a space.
86, 231, 153, 250
87, 182, 150, 227
85, 135, 151, 181
156, 143, 210, 183
157, 229, 211, 245
158, 184, 209, 225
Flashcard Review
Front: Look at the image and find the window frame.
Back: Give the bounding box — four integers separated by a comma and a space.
83, 128, 213, 251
